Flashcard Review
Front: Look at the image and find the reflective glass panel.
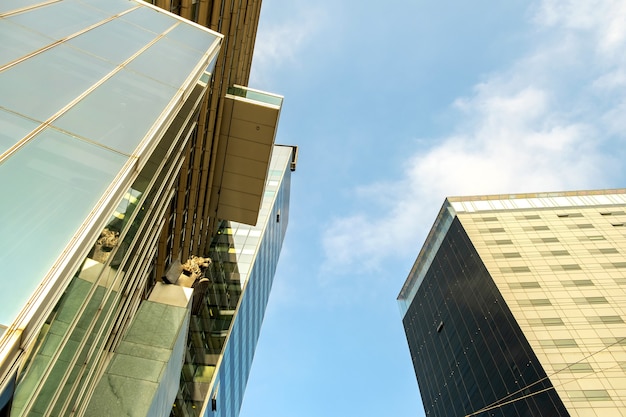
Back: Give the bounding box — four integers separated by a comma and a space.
165, 22, 220, 53
66, 16, 158, 65
0, 128, 127, 327
0, 44, 115, 121
0, 20, 53, 68
0, 110, 40, 155
52, 69, 177, 155
78, 0, 137, 15
7, 0, 107, 41
126, 36, 205, 88
119, 6, 175, 34
0, 0, 46, 14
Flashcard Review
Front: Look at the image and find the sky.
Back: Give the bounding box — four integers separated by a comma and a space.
238, 1, 626, 416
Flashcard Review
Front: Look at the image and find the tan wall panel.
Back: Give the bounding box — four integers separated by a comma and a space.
218, 189, 261, 209
223, 154, 268, 178
220, 170, 264, 192
225, 136, 272, 162
232, 99, 279, 126
228, 118, 276, 145
216, 203, 258, 226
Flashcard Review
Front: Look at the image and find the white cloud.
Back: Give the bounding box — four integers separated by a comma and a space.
534, 0, 626, 56
249, 4, 326, 87
322, 0, 626, 275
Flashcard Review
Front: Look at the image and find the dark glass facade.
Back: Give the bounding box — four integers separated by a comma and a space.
402, 218, 569, 417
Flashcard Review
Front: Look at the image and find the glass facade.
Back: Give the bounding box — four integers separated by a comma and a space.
400, 190, 626, 417
0, 1, 222, 415
206, 147, 292, 417
403, 217, 568, 417
1, 1, 294, 416
1, 1, 292, 416
171, 146, 293, 417
8, 79, 209, 417
0, 0, 220, 333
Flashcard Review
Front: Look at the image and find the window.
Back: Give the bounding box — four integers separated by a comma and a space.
588, 247, 618, 255
569, 224, 594, 229
493, 252, 522, 259
551, 264, 581, 271
579, 235, 605, 241
516, 214, 541, 220
601, 337, 626, 346
588, 315, 624, 324
573, 296, 608, 305
518, 298, 552, 306
540, 339, 578, 348
600, 210, 625, 216
486, 239, 513, 245
557, 212, 583, 218
477, 216, 498, 222
479, 227, 505, 233
567, 390, 611, 401
541, 250, 570, 256
602, 262, 626, 269
559, 362, 594, 373
553, 339, 577, 347
501, 266, 532, 274
528, 317, 564, 326
562, 279, 594, 287
531, 237, 559, 243
523, 225, 549, 231
508, 281, 540, 289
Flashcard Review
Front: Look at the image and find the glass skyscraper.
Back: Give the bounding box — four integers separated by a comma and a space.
173, 145, 294, 417
398, 190, 626, 417
0, 1, 296, 416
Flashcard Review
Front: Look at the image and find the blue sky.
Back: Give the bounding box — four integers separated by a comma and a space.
239, 1, 626, 416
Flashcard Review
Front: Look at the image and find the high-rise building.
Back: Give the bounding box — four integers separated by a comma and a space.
398, 190, 626, 417
170, 145, 295, 417
145, 0, 270, 279
0, 1, 295, 416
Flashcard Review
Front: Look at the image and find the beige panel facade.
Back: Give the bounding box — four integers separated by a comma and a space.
455, 191, 626, 416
